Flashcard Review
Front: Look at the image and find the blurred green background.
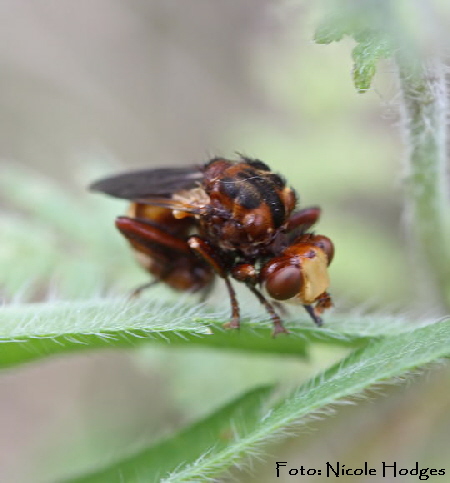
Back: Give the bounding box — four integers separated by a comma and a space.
1, 1, 450, 481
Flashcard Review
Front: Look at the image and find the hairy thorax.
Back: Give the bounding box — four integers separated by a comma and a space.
200, 161, 297, 256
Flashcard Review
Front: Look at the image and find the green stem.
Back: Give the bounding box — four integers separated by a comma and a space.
396, 56, 450, 310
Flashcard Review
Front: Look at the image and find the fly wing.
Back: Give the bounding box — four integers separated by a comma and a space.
89, 166, 203, 199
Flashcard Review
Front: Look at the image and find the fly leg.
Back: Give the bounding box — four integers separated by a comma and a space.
246, 284, 289, 336
230, 262, 288, 335
285, 207, 321, 236
116, 216, 188, 299
303, 292, 333, 326
116, 216, 193, 256
273, 301, 289, 318
116, 216, 212, 296
129, 280, 160, 299
188, 236, 240, 329
303, 304, 323, 327
128, 264, 175, 299
128, 263, 176, 299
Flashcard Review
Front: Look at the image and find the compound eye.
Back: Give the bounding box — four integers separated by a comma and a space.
265, 266, 302, 301
312, 235, 334, 265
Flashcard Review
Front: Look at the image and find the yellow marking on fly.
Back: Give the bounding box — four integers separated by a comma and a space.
299, 249, 329, 304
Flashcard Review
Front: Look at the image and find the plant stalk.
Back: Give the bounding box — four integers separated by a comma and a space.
396, 56, 450, 311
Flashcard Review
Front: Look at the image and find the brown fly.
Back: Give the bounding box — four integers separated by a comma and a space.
90, 157, 334, 335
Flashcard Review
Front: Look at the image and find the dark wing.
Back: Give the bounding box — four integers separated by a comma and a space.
89, 166, 203, 199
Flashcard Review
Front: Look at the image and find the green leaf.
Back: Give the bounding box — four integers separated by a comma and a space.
314, 13, 350, 44
0, 298, 397, 369
66, 384, 274, 483
352, 35, 391, 92
57, 318, 450, 482
157, 318, 450, 481
314, 2, 393, 92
